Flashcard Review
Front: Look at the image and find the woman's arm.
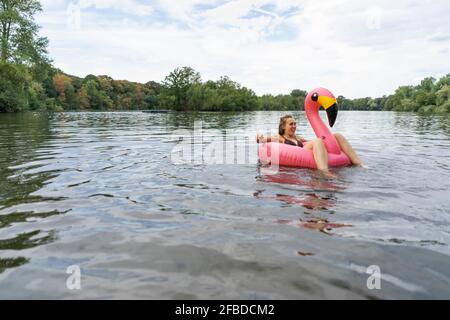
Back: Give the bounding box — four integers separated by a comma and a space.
256, 134, 282, 143
296, 135, 308, 143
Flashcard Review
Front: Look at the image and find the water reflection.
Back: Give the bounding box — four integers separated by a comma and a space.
254, 190, 336, 211
0, 113, 54, 204
394, 112, 450, 137
0, 210, 67, 229
278, 218, 353, 236
0, 257, 29, 274
274, 194, 335, 211
1, 196, 68, 211
165, 111, 256, 130
0, 112, 65, 272
255, 166, 352, 236
0, 230, 56, 251
257, 168, 345, 192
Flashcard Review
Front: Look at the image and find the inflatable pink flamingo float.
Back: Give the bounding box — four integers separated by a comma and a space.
258, 88, 351, 169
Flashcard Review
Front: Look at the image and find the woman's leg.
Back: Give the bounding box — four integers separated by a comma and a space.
305, 138, 329, 171
334, 133, 363, 166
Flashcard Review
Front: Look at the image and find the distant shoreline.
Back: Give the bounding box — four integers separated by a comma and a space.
1, 65, 448, 114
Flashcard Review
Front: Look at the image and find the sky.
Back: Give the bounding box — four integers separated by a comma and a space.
36, 0, 450, 98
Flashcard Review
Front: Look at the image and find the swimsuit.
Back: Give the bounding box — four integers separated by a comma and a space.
284, 138, 303, 148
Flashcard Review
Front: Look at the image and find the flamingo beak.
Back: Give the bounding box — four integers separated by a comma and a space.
318, 96, 338, 128
326, 103, 338, 128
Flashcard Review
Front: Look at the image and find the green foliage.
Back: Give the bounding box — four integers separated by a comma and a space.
0, 62, 29, 112
28, 80, 46, 110
83, 80, 105, 110
335, 75, 449, 113
337, 96, 353, 110
160, 66, 201, 111
2, 60, 449, 113
182, 75, 259, 111
1, 0, 53, 112
378, 74, 449, 113
291, 89, 307, 98
418, 105, 436, 114
435, 85, 450, 106
435, 100, 450, 113
398, 98, 420, 112
0, 0, 49, 65
256, 90, 305, 111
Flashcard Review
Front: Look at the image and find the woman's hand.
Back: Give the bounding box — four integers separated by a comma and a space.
256, 134, 265, 143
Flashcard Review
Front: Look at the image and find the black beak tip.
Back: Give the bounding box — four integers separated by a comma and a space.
327, 103, 338, 128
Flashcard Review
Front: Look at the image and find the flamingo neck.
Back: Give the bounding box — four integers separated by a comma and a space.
305, 101, 341, 154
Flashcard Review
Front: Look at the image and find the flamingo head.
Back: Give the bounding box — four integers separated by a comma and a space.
305, 88, 338, 127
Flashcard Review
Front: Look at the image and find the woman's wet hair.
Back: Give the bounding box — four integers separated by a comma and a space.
279, 115, 294, 135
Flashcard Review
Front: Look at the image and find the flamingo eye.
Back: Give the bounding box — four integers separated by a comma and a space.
312, 93, 319, 102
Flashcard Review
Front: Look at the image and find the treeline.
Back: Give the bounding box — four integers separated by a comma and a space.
3, 64, 448, 113
1, 1, 449, 113
47, 72, 161, 111
0, 63, 307, 112
337, 75, 450, 113
0, 64, 162, 112
157, 66, 306, 112
382, 76, 450, 113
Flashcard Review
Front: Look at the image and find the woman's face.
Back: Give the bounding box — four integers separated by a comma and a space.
284, 118, 297, 135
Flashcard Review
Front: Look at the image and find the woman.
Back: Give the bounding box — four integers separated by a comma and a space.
256, 115, 364, 175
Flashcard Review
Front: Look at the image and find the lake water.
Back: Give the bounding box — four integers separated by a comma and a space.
1, 111, 450, 299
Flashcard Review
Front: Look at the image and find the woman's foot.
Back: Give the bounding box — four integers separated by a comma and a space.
319, 169, 337, 179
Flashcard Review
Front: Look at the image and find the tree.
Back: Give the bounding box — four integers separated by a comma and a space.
27, 79, 45, 109
51, 73, 78, 109
77, 86, 89, 110
291, 89, 307, 98
84, 80, 112, 110
145, 80, 161, 94
337, 96, 354, 110
399, 98, 419, 112
187, 83, 205, 111
436, 85, 450, 107
53, 73, 68, 102
144, 94, 158, 109
0, 0, 49, 65
64, 81, 77, 109
161, 66, 201, 111
435, 74, 450, 91
418, 77, 436, 92
0, 62, 29, 112
216, 76, 239, 90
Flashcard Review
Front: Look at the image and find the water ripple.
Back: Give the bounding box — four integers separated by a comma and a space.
1, 111, 450, 299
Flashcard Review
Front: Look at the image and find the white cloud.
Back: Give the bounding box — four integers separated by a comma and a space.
41, 0, 153, 16
79, 0, 153, 16
36, 0, 450, 98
